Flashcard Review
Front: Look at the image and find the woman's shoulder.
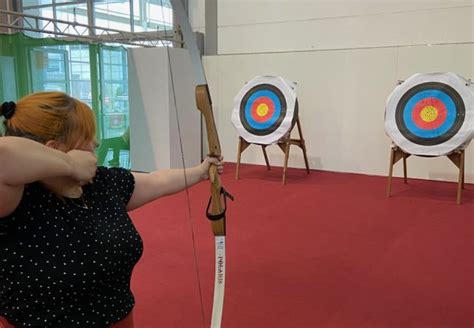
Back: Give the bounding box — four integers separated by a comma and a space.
95, 166, 133, 182
93, 166, 135, 191
92, 166, 135, 203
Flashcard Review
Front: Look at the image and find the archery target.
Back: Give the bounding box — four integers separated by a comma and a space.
232, 76, 298, 144
385, 72, 474, 156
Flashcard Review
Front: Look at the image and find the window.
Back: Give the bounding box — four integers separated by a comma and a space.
21, 0, 173, 36
133, 0, 173, 32
69, 45, 92, 107
94, 0, 132, 32
30, 48, 69, 93
98, 48, 130, 168
22, 0, 88, 38
29, 44, 92, 107
0, 56, 18, 103
100, 47, 128, 139
55, 3, 89, 36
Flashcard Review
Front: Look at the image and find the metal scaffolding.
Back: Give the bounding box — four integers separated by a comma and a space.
0, 9, 182, 48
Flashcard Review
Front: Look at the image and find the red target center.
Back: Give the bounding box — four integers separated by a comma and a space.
251, 96, 275, 122
412, 97, 447, 130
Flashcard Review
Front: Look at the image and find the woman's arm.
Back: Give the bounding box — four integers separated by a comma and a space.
0, 136, 97, 217
127, 157, 223, 211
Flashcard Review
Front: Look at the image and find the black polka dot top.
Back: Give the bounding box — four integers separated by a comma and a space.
0, 167, 143, 327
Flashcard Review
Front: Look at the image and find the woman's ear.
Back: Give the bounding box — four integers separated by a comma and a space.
45, 140, 68, 151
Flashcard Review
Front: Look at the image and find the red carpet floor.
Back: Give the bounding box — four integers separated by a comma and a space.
129, 163, 473, 328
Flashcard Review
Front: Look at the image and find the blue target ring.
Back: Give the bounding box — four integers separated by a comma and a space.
402, 89, 456, 138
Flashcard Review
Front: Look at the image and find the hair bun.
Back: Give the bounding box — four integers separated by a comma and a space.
1, 101, 16, 119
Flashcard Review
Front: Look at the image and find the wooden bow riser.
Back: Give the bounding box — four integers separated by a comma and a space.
196, 85, 226, 236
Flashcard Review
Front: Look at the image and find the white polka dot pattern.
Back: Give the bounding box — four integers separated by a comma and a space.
0, 167, 143, 327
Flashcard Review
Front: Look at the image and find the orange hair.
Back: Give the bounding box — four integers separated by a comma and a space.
4, 92, 96, 150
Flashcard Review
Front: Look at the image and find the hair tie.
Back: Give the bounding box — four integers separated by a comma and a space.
1, 101, 16, 119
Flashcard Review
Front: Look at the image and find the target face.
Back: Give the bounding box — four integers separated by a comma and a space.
385, 73, 474, 156
232, 76, 298, 144
396, 82, 465, 145
240, 84, 287, 136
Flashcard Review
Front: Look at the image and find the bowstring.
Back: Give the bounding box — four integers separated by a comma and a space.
158, 1, 206, 327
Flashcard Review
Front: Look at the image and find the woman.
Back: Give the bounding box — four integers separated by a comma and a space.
0, 92, 223, 328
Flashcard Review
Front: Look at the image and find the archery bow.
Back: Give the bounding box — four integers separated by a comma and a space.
167, 1, 233, 327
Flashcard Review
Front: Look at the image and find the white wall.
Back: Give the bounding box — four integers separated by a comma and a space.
189, 0, 206, 34
218, 0, 473, 54
188, 0, 474, 183
128, 47, 201, 172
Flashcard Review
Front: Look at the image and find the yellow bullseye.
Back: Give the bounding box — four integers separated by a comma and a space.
420, 106, 438, 122
256, 103, 269, 117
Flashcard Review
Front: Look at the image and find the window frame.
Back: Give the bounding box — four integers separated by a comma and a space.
29, 47, 70, 93
21, 0, 175, 37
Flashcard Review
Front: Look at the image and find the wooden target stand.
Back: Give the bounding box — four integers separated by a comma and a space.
235, 116, 310, 184
387, 145, 467, 204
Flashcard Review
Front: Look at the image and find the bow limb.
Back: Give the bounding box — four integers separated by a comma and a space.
169, 1, 231, 327
195, 51, 227, 328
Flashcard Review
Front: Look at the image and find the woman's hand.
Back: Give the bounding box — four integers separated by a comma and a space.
67, 149, 97, 184
199, 156, 224, 180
